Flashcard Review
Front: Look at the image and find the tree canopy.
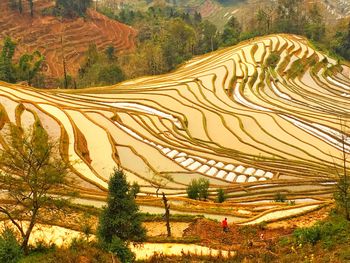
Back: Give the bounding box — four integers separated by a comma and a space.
0, 123, 71, 254
55, 0, 92, 17
0, 37, 44, 86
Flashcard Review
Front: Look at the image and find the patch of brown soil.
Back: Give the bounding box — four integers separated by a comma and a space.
183, 206, 332, 251
143, 222, 190, 238
0, 0, 136, 82
184, 218, 293, 250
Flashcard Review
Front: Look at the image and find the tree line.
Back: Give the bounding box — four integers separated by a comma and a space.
236, 0, 350, 60
9, 0, 92, 18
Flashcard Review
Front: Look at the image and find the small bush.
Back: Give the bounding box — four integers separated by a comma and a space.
278, 236, 290, 246
107, 237, 135, 263
274, 192, 287, 203
258, 221, 267, 230
216, 188, 227, 203
186, 180, 199, 199
0, 227, 23, 263
265, 52, 280, 68
293, 226, 321, 245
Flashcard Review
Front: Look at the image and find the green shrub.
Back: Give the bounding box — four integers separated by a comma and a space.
186, 180, 199, 199
293, 214, 350, 248
265, 52, 280, 68
293, 226, 321, 245
258, 221, 267, 230
278, 236, 290, 246
0, 228, 23, 263
107, 237, 135, 263
186, 178, 210, 200
274, 192, 287, 203
216, 188, 227, 203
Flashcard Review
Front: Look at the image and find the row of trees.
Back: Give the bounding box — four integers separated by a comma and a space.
238, 0, 350, 60
54, 0, 92, 18
9, 0, 34, 17
9, 0, 92, 18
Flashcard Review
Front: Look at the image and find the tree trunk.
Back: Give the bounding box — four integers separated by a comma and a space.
21, 224, 34, 255
60, 35, 68, 89
29, 0, 33, 17
21, 208, 38, 255
18, 0, 22, 14
162, 192, 171, 237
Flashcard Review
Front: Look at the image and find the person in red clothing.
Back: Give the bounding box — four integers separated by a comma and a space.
222, 217, 228, 232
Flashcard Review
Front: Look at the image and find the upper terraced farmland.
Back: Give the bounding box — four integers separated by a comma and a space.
0, 34, 349, 223
0, 1, 136, 80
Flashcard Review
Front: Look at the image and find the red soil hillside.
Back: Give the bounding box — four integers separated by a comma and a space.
0, 0, 136, 81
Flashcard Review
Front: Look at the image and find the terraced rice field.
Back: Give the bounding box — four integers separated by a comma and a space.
0, 34, 349, 223
0, 0, 136, 80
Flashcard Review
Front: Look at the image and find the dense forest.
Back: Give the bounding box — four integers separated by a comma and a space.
0, 0, 349, 88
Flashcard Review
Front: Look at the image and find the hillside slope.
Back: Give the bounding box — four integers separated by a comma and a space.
0, 0, 136, 81
0, 34, 349, 223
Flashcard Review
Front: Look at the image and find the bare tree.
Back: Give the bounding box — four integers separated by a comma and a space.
162, 192, 171, 237
27, 0, 33, 17
0, 124, 71, 254
149, 170, 174, 197
331, 118, 350, 221
149, 169, 174, 236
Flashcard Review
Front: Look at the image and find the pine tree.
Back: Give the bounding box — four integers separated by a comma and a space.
97, 168, 146, 262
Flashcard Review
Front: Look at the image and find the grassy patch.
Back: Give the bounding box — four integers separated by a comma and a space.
265, 52, 280, 69
292, 212, 350, 249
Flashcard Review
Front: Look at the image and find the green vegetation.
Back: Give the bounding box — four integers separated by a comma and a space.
0, 125, 71, 255
0, 37, 44, 86
3, 0, 350, 88
86, 1, 349, 89
274, 192, 287, 203
186, 178, 209, 200
16, 51, 44, 86
75, 44, 125, 88
242, 0, 350, 60
0, 228, 23, 263
97, 6, 220, 81
293, 212, 350, 248
220, 16, 242, 47
265, 52, 280, 69
55, 0, 92, 17
216, 188, 227, 203
97, 168, 146, 262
